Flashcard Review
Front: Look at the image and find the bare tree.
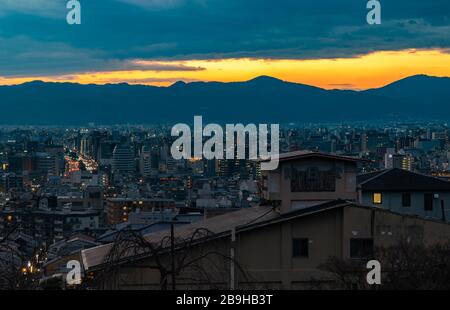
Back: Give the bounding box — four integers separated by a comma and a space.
0, 223, 40, 290
0, 224, 25, 289
319, 240, 450, 290
90, 227, 251, 290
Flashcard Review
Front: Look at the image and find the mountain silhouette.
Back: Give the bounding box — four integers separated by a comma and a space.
0, 75, 449, 125
365, 74, 450, 100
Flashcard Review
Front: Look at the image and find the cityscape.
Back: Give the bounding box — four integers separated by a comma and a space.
1, 0, 450, 296
1, 120, 450, 289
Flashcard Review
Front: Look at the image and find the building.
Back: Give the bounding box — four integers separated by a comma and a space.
106, 198, 176, 226
260, 151, 359, 213
112, 144, 135, 174
80, 200, 450, 290
392, 154, 412, 171
98, 141, 116, 166
35, 152, 57, 176
361, 131, 390, 153
55, 187, 103, 211
358, 168, 450, 222
0, 208, 100, 243
0, 173, 24, 193
385, 152, 412, 171
384, 148, 395, 169
7, 153, 34, 173
139, 146, 153, 177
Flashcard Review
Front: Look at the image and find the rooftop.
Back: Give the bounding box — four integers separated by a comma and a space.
358, 168, 450, 191
258, 150, 361, 164
78, 198, 450, 271
81, 200, 353, 270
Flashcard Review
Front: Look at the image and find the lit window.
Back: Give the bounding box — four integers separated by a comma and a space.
373, 193, 382, 204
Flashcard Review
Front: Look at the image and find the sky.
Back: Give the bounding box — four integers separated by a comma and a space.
0, 0, 449, 89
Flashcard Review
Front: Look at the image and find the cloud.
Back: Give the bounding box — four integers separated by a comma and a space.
0, 0, 64, 18
117, 0, 208, 10
117, 0, 187, 9
0, 36, 111, 76
0, 36, 205, 77
88, 77, 201, 84
1, 0, 450, 76
127, 60, 205, 71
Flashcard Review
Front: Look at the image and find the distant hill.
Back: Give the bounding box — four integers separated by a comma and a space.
0, 74, 449, 125
365, 75, 450, 100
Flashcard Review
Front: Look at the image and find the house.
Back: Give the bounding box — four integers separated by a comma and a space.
260, 151, 359, 213
358, 168, 450, 222
79, 200, 450, 290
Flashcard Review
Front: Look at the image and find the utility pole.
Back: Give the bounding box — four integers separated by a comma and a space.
230, 227, 236, 290
171, 220, 176, 290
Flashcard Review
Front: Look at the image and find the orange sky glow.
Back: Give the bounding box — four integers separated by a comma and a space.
1, 49, 450, 90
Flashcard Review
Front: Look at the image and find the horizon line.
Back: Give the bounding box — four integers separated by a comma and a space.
0, 73, 444, 92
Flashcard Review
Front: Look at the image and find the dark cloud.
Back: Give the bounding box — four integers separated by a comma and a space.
0, 0, 449, 76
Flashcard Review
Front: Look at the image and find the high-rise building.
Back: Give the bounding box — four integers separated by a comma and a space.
35, 152, 57, 176
385, 148, 412, 171
384, 148, 396, 169
397, 136, 415, 150
166, 157, 178, 174
139, 146, 153, 177
8, 154, 34, 173
112, 144, 135, 174
393, 154, 412, 171
361, 130, 390, 153
0, 173, 23, 193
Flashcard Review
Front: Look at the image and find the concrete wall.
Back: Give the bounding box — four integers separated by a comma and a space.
344, 206, 450, 248
237, 209, 343, 289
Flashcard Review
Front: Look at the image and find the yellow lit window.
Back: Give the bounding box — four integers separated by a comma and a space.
373, 193, 382, 204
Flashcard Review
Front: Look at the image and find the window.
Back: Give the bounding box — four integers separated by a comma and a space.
402, 193, 411, 207
291, 167, 336, 192
424, 193, 433, 211
293, 238, 309, 258
373, 193, 382, 204
350, 239, 374, 259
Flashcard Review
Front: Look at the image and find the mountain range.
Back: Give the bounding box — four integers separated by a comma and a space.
1, 74, 449, 125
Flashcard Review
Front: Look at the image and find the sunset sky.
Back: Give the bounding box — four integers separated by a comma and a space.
1, 0, 450, 90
